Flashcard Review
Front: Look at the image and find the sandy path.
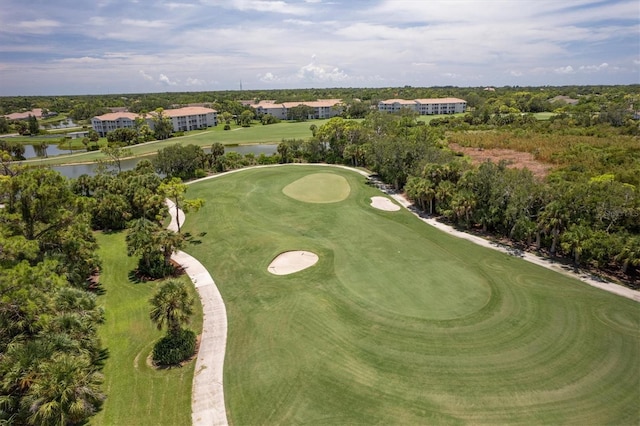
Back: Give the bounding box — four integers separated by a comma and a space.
166, 200, 229, 426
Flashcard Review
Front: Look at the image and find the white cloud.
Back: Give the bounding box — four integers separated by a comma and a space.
509, 70, 523, 77
554, 65, 575, 74
164, 2, 197, 10
159, 73, 177, 85
121, 19, 168, 28
259, 72, 280, 82
54, 56, 103, 64
186, 77, 205, 85
201, 0, 308, 15
14, 19, 61, 34
140, 70, 154, 81
579, 63, 609, 72
296, 59, 348, 82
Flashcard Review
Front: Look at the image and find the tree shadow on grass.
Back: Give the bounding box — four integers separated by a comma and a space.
128, 269, 145, 284
184, 231, 206, 245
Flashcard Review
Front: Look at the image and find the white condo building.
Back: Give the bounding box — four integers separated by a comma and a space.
243, 99, 343, 120
378, 98, 467, 115
91, 107, 217, 137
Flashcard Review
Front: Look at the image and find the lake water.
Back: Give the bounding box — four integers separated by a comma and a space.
23, 143, 73, 158
52, 144, 278, 179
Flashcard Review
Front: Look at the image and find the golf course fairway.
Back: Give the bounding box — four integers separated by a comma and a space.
181, 165, 639, 425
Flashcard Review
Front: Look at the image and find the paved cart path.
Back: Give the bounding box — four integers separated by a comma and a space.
166, 199, 229, 426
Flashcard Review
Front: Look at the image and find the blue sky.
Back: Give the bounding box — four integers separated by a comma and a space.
0, 0, 638, 95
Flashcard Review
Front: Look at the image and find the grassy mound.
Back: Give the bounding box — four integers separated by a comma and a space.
183, 165, 639, 425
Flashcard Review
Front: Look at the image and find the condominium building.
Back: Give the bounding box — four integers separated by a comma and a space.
91, 112, 139, 137
243, 99, 343, 120
378, 98, 467, 115
161, 107, 218, 132
91, 107, 217, 137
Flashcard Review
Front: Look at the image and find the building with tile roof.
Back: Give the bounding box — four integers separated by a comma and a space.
245, 99, 343, 120
91, 107, 217, 137
378, 98, 467, 115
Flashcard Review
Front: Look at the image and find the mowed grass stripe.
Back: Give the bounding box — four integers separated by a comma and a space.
182, 165, 639, 425
93, 232, 203, 426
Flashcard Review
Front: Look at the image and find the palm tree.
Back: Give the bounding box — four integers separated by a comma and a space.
126, 218, 157, 273
23, 353, 104, 426
615, 235, 640, 274
537, 200, 569, 255
149, 279, 194, 337
560, 223, 591, 266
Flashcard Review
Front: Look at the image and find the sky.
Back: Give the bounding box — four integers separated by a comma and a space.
0, 0, 638, 96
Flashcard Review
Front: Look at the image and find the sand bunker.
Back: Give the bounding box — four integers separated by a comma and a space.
268, 251, 319, 275
370, 196, 400, 211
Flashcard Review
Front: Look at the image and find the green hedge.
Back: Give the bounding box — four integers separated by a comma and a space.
152, 328, 196, 366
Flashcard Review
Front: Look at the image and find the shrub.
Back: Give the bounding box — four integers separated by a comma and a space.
152, 328, 196, 365
224, 124, 231, 131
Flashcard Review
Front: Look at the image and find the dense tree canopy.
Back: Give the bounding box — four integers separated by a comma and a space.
0, 167, 105, 425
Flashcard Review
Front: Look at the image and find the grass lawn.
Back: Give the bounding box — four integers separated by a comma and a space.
181, 165, 639, 425
92, 231, 203, 426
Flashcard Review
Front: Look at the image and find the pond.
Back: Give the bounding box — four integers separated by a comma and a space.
23, 143, 76, 158
52, 144, 279, 179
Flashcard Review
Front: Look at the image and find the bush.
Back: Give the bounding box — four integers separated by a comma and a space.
138, 253, 175, 279
224, 124, 231, 131
152, 328, 196, 365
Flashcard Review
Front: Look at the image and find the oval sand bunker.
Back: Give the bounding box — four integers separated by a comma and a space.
268, 251, 319, 275
370, 196, 400, 211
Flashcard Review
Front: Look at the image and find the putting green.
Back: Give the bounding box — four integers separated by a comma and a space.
282, 172, 351, 203
182, 165, 640, 425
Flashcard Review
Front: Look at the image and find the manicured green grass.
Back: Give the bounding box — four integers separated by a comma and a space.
282, 172, 351, 203
533, 112, 556, 120
92, 232, 202, 426
182, 165, 639, 425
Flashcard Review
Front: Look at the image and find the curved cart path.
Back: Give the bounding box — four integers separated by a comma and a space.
166, 199, 229, 426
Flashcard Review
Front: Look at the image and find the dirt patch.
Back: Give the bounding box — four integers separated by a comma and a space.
449, 143, 552, 179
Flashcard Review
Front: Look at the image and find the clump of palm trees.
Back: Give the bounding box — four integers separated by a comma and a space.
149, 279, 196, 366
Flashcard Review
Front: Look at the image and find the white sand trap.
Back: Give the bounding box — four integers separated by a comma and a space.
370, 196, 400, 211
268, 251, 319, 275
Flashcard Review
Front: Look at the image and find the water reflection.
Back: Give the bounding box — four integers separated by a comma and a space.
52, 144, 278, 179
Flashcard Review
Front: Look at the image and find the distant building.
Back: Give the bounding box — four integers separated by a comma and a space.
4, 108, 44, 120
67, 131, 90, 139
378, 98, 467, 115
107, 107, 129, 113
91, 107, 217, 137
243, 99, 343, 120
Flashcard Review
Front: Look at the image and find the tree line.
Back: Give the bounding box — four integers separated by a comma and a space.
0, 155, 205, 423
145, 105, 638, 283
